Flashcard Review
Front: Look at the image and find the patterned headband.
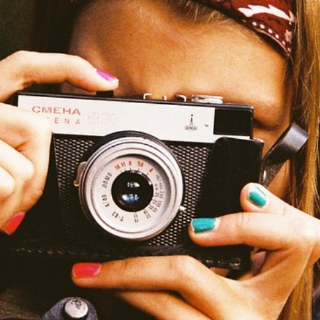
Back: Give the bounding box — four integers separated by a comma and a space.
198, 0, 296, 56
67, 0, 296, 56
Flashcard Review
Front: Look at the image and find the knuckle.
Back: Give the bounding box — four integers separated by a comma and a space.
114, 259, 135, 289
237, 211, 251, 230
116, 258, 137, 281
280, 202, 291, 217
0, 176, 15, 200
1, 51, 34, 93
67, 54, 90, 70
291, 218, 317, 250
7, 51, 48, 89
234, 212, 253, 244
168, 256, 200, 284
26, 186, 44, 206
20, 111, 52, 144
15, 158, 35, 184
8, 51, 34, 84
25, 111, 51, 133
8, 50, 30, 65
118, 258, 130, 275
17, 163, 46, 209
33, 116, 52, 140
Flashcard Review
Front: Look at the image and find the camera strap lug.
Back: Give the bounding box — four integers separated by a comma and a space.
74, 162, 87, 187
260, 123, 309, 187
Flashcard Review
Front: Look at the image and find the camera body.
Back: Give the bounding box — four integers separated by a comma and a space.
8, 92, 265, 269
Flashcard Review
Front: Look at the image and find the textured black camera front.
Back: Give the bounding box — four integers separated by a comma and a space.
111, 171, 154, 212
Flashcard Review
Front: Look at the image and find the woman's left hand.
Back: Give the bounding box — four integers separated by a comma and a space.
71, 183, 320, 320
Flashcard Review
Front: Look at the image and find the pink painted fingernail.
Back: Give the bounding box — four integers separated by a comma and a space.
72, 263, 102, 278
3, 212, 26, 235
96, 69, 118, 82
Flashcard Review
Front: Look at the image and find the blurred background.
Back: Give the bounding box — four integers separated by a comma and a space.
0, 0, 36, 60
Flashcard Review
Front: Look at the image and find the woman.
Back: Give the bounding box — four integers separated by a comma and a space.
1, 0, 320, 319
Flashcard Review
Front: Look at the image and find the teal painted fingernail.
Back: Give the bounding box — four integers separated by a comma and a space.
248, 184, 267, 207
191, 218, 220, 233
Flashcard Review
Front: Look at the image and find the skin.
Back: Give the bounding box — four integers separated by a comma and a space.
1, 0, 320, 319
66, 1, 317, 319
0, 51, 118, 232
64, 0, 290, 198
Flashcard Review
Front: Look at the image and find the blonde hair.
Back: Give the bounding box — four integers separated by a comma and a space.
282, 0, 320, 319
167, 1, 320, 319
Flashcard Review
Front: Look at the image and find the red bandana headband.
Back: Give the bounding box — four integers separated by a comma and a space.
199, 0, 296, 56
67, 0, 295, 56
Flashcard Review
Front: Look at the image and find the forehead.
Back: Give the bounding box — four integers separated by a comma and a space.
71, 0, 288, 124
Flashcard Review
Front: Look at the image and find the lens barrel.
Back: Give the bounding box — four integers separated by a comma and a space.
77, 131, 184, 241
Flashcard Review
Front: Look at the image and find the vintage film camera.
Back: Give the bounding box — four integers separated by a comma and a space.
4, 92, 307, 270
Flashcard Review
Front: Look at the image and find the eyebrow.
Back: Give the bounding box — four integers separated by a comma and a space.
221, 91, 286, 130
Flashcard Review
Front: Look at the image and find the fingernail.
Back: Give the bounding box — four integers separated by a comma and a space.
72, 263, 102, 279
3, 212, 26, 235
248, 184, 267, 207
96, 69, 118, 82
191, 218, 220, 233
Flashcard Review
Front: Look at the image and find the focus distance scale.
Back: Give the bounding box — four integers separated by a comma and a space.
75, 133, 185, 241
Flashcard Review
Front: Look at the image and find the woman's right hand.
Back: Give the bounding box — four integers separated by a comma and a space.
0, 51, 119, 234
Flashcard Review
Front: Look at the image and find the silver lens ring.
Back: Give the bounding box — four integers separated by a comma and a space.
78, 133, 184, 241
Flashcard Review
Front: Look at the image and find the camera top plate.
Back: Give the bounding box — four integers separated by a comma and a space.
17, 92, 253, 143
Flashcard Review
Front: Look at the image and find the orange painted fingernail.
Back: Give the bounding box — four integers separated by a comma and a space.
72, 263, 102, 278
3, 212, 26, 235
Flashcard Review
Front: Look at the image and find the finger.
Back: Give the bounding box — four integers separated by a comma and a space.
71, 258, 251, 320
191, 183, 320, 263
70, 209, 316, 319
0, 51, 119, 101
0, 104, 52, 228
117, 291, 211, 320
0, 138, 33, 196
240, 183, 320, 262
240, 183, 302, 219
0, 138, 35, 226
238, 251, 266, 280
189, 190, 319, 302
0, 166, 15, 200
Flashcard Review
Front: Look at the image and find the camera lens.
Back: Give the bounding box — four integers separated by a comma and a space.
77, 131, 184, 240
112, 171, 153, 212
